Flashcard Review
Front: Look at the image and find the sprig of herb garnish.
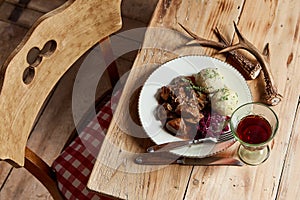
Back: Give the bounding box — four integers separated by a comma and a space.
182, 77, 205, 92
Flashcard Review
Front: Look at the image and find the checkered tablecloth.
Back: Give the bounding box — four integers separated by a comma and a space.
52, 91, 120, 200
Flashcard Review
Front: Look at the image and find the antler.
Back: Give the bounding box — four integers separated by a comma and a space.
179, 23, 261, 79
179, 22, 282, 106
213, 28, 261, 79
219, 22, 282, 106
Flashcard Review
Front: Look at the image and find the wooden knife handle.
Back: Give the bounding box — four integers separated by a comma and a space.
180, 157, 244, 166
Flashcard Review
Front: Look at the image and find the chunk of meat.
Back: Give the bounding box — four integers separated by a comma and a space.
160, 86, 171, 101
175, 103, 203, 124
156, 103, 175, 121
165, 118, 187, 136
156, 76, 209, 139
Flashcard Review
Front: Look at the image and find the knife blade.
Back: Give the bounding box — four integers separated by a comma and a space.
146, 137, 218, 153
134, 152, 243, 166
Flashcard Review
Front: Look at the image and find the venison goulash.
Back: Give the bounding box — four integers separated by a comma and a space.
155, 68, 238, 140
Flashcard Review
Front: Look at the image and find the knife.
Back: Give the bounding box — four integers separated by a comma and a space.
134, 152, 244, 166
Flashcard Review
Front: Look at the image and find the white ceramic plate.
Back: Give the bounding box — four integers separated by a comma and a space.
138, 55, 252, 157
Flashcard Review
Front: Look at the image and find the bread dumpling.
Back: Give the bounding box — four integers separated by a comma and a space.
211, 87, 238, 116
194, 68, 224, 93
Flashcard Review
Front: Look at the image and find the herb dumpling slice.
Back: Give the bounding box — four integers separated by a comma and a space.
211, 87, 239, 116
194, 68, 224, 93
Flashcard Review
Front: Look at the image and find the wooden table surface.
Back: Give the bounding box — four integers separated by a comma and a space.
88, 0, 300, 199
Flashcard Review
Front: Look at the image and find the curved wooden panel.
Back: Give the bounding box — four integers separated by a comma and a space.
0, 0, 122, 167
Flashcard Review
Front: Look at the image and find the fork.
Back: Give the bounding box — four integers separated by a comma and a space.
217, 131, 235, 142
147, 131, 234, 153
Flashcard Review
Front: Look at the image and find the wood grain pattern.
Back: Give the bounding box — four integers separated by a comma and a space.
0, 1, 44, 28
0, 0, 150, 198
0, 21, 27, 66
88, 0, 245, 199
89, 0, 300, 199
0, 60, 82, 200
121, 0, 159, 23
277, 100, 300, 199
27, 0, 67, 13
186, 1, 300, 199
0, 0, 122, 167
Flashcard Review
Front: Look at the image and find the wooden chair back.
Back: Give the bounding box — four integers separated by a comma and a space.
0, 0, 122, 169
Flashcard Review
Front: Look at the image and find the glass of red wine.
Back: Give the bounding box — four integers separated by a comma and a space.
230, 102, 279, 165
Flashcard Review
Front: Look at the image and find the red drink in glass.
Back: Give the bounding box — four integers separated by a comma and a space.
236, 115, 272, 144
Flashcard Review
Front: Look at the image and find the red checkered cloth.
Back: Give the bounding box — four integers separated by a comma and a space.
52, 91, 120, 200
